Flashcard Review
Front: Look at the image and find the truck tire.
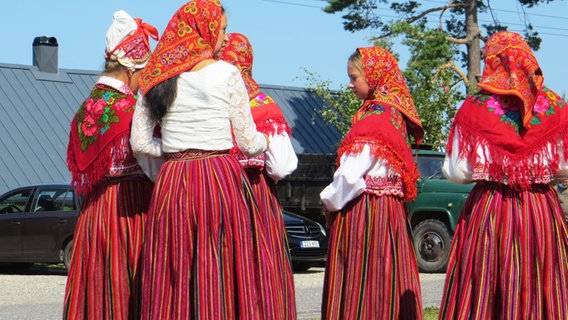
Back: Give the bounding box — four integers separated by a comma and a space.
412, 219, 451, 273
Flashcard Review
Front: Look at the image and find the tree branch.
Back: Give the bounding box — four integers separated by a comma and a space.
433, 61, 468, 85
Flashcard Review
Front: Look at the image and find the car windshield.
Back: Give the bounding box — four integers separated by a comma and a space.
416, 155, 444, 179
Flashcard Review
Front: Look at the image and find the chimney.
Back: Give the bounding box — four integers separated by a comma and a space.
33, 36, 58, 73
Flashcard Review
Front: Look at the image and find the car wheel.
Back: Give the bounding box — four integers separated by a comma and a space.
412, 219, 451, 273
63, 240, 73, 271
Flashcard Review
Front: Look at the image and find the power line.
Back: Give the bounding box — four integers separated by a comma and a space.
260, 0, 568, 36
261, 0, 323, 9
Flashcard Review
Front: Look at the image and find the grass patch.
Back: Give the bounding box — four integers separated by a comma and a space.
424, 307, 439, 319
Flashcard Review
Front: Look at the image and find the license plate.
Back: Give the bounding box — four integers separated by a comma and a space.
300, 240, 320, 248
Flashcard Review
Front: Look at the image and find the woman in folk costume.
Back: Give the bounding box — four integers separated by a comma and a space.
320, 46, 424, 319
439, 31, 568, 319
130, 1, 269, 319
64, 10, 158, 320
220, 32, 298, 320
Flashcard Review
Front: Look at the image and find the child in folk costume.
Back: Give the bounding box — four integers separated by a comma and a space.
320, 46, 424, 319
64, 10, 158, 319
131, 1, 269, 319
220, 32, 298, 320
439, 31, 568, 319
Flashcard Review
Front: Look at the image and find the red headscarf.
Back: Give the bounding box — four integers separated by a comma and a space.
220, 33, 261, 100
446, 31, 568, 189
220, 33, 292, 166
355, 46, 424, 144
477, 31, 543, 129
139, 0, 223, 95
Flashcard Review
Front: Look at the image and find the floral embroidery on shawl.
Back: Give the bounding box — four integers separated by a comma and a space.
477, 87, 563, 133
74, 88, 136, 150
67, 85, 139, 195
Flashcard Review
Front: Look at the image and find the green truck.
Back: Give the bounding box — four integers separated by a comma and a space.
409, 149, 473, 273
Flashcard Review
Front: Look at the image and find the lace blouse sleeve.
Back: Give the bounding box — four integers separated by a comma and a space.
228, 70, 267, 157
130, 96, 162, 158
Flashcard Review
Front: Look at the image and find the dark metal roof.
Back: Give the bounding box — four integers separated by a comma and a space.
0, 62, 341, 194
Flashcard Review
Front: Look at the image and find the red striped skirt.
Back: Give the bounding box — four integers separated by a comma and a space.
440, 183, 568, 319
322, 193, 423, 319
245, 168, 296, 319
63, 176, 154, 320
140, 152, 261, 319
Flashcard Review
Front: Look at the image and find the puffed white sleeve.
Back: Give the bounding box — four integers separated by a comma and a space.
442, 125, 473, 184
130, 96, 165, 181
556, 142, 568, 179
264, 130, 298, 183
228, 69, 267, 157
320, 145, 373, 212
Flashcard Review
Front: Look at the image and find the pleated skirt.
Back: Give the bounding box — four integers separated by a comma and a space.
321, 193, 423, 320
245, 168, 296, 320
140, 154, 260, 320
439, 183, 568, 319
63, 176, 154, 320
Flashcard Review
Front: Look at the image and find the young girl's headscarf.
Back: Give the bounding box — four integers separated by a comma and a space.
354, 46, 424, 144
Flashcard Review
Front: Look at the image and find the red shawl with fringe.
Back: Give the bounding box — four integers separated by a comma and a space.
447, 87, 568, 190
230, 93, 292, 168
67, 84, 139, 195
337, 103, 419, 201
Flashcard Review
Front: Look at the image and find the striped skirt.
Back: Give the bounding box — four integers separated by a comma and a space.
439, 183, 568, 319
245, 168, 296, 320
140, 153, 261, 320
63, 176, 154, 320
322, 193, 423, 319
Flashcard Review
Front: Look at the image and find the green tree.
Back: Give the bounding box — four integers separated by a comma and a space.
306, 0, 554, 148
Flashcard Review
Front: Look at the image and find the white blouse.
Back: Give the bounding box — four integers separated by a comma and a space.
320, 145, 400, 212
131, 61, 267, 161
443, 124, 568, 184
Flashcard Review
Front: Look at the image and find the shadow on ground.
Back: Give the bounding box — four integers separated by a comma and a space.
0, 263, 67, 276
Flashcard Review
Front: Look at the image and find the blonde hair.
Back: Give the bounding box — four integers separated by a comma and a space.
104, 59, 127, 74
348, 49, 364, 74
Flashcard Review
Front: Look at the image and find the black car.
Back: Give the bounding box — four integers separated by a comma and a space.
283, 210, 328, 272
0, 184, 79, 270
0, 183, 327, 273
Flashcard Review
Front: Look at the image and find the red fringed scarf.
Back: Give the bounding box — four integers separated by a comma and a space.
67, 85, 138, 195
447, 87, 568, 190
337, 103, 419, 201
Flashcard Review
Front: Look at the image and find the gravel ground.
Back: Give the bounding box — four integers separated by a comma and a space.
0, 264, 445, 320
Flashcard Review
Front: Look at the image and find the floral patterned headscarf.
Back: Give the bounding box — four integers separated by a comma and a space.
139, 0, 223, 95
356, 46, 424, 143
220, 33, 261, 100
477, 31, 543, 128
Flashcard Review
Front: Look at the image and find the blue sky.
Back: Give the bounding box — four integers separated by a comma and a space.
2, 0, 567, 94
